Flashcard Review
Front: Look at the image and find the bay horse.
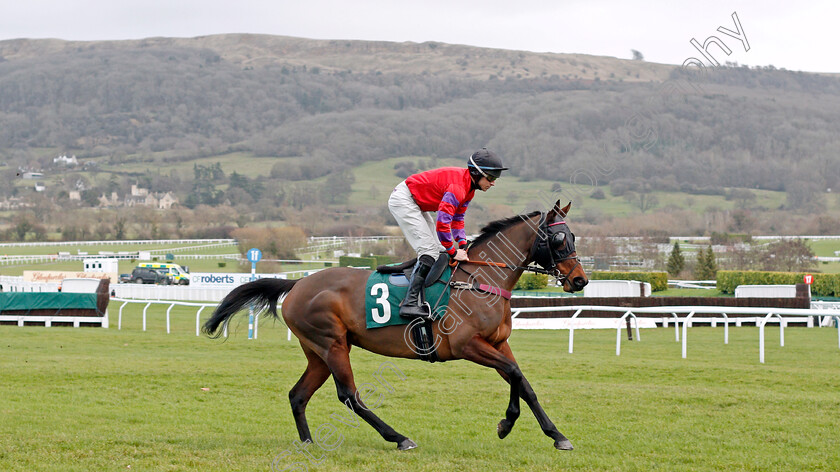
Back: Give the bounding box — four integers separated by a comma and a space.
203, 200, 588, 451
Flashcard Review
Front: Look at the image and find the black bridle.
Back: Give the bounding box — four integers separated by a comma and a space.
456, 211, 582, 286
526, 212, 582, 285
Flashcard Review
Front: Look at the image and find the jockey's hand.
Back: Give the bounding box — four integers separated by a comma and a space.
453, 249, 469, 262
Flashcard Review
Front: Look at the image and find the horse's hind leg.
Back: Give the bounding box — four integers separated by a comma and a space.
325, 342, 417, 450
493, 341, 521, 440
289, 347, 332, 442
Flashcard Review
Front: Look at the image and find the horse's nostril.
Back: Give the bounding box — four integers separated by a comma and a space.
573, 277, 587, 290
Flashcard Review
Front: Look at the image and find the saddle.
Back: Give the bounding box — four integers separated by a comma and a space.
368, 254, 454, 364
375, 252, 450, 288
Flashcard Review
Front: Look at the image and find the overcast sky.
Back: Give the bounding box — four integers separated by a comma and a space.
0, 0, 837, 73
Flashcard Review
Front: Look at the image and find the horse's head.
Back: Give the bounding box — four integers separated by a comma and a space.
531, 200, 589, 293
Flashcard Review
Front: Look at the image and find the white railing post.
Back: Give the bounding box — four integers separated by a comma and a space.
682, 311, 695, 359
568, 309, 582, 354
759, 313, 767, 363
759, 312, 785, 363
616, 310, 632, 356
118, 301, 128, 330
166, 303, 175, 334
778, 315, 785, 347
288, 328, 293, 341
616, 320, 622, 356
142, 302, 151, 331
196, 306, 206, 337
671, 313, 680, 342
631, 312, 640, 342
721, 313, 729, 345
835, 316, 840, 350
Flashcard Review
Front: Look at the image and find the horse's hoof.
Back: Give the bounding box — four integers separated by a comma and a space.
554, 438, 574, 450
497, 419, 513, 439
398, 438, 418, 451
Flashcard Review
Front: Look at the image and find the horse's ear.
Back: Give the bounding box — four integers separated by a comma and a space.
553, 200, 572, 218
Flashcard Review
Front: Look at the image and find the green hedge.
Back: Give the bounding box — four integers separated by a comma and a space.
372, 255, 396, 267
717, 270, 837, 296
590, 271, 669, 292
339, 256, 377, 269
514, 273, 549, 290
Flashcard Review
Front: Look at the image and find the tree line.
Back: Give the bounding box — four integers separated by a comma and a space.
1, 41, 839, 201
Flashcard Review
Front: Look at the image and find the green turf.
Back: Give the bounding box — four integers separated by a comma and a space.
2, 312, 839, 472
808, 239, 840, 258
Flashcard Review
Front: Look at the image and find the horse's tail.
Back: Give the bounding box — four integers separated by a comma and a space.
202, 278, 299, 338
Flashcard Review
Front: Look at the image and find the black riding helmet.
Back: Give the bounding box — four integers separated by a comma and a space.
467, 148, 509, 181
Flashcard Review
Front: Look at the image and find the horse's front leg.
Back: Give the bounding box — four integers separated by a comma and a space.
460, 336, 573, 450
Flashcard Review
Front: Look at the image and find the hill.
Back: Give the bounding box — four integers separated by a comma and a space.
0, 34, 673, 81
1, 34, 840, 239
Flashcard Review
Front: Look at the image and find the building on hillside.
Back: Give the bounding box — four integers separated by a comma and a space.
0, 197, 31, 209
54, 154, 79, 166
124, 187, 179, 209
157, 192, 178, 209
98, 192, 120, 207
21, 171, 44, 179
130, 184, 149, 197
125, 193, 158, 208
69, 191, 81, 201
34, 182, 46, 192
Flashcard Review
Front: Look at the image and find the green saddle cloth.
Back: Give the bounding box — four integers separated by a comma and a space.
364, 266, 452, 329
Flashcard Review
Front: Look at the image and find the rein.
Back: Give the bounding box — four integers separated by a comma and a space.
448, 258, 558, 276
448, 211, 581, 292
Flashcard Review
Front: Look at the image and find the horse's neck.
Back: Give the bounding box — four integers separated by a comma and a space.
469, 217, 538, 291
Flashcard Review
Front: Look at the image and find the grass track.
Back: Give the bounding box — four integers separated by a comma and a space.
1, 314, 839, 471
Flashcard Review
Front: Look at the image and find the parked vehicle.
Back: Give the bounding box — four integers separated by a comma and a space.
119, 273, 132, 283
128, 267, 173, 285
135, 263, 190, 285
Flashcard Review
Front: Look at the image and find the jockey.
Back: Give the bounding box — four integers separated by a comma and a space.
388, 148, 508, 320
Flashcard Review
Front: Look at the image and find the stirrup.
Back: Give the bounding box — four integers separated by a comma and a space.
399, 301, 432, 320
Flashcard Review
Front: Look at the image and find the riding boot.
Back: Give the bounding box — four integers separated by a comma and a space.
399, 255, 435, 320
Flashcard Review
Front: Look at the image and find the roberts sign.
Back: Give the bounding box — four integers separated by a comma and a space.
189, 272, 287, 288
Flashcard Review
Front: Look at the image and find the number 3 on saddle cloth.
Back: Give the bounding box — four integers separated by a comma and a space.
364, 262, 453, 329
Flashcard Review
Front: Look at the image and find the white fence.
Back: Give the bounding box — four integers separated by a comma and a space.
1, 275, 233, 300
112, 284, 234, 301
0, 312, 108, 328
0, 253, 243, 265
102, 298, 840, 364
0, 276, 60, 292
0, 238, 236, 248
113, 298, 218, 336
511, 305, 840, 363
668, 280, 716, 289
6, 269, 840, 364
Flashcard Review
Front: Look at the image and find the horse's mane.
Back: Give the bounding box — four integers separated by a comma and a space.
471, 210, 541, 247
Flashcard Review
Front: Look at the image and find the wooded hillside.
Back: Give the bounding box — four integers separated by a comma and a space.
1, 34, 839, 237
